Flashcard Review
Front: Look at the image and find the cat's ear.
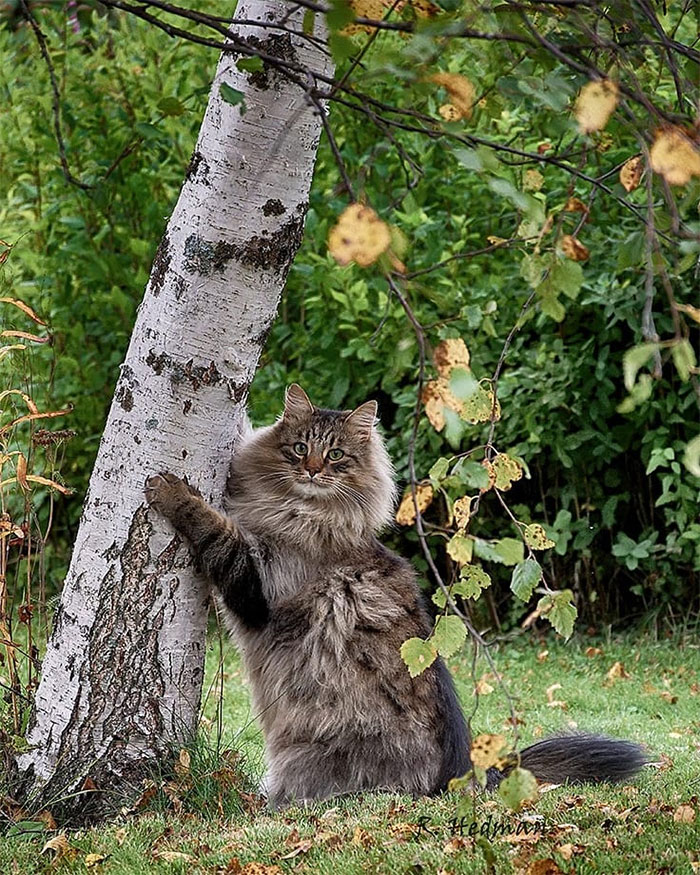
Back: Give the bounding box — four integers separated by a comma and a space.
283, 384, 314, 422
345, 400, 378, 441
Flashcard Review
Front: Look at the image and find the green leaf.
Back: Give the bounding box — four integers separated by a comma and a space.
473, 537, 524, 566
327, 0, 354, 30
6, 820, 46, 838
400, 637, 437, 677
329, 33, 356, 62
498, 767, 538, 811
219, 83, 246, 109
510, 558, 542, 601
449, 367, 479, 401
443, 406, 465, 449
623, 343, 660, 391
157, 97, 185, 117
452, 458, 491, 491
302, 7, 315, 34
617, 373, 653, 413
432, 615, 467, 658
539, 291, 565, 321
133, 121, 160, 140
683, 434, 700, 477
429, 456, 450, 484
459, 563, 491, 597
537, 589, 577, 638
237, 56, 265, 73
671, 339, 696, 382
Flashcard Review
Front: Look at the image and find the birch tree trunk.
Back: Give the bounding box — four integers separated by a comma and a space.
16, 2, 332, 814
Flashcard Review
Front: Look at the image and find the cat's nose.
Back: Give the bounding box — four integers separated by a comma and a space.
305, 460, 323, 478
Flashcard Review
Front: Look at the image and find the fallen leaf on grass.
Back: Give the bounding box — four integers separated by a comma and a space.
674, 803, 696, 823
85, 854, 109, 867
526, 858, 564, 875
41, 834, 77, 860
606, 661, 630, 680
351, 826, 374, 848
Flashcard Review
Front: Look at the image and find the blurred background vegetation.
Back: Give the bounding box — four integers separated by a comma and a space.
1, 0, 698, 654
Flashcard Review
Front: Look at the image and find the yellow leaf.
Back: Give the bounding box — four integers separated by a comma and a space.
395, 482, 434, 525
481, 459, 496, 492
619, 156, 643, 192
650, 128, 700, 186
523, 169, 544, 192
471, 733, 508, 769
439, 103, 461, 122
676, 302, 700, 325
492, 453, 523, 491
475, 677, 494, 695
560, 235, 590, 262
434, 337, 470, 378
85, 854, 109, 867
430, 73, 475, 121
328, 203, 391, 267
524, 523, 555, 550
574, 79, 619, 134
453, 496, 473, 531
487, 236, 508, 246
446, 532, 473, 565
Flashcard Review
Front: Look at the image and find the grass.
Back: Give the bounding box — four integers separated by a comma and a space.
2, 629, 699, 874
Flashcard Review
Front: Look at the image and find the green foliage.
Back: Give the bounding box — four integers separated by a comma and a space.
1, 2, 698, 633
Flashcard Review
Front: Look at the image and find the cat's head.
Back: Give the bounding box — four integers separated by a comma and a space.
232, 385, 397, 538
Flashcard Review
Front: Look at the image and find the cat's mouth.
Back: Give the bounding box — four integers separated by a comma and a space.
294, 479, 333, 498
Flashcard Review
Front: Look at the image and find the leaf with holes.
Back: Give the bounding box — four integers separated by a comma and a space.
492, 454, 523, 491
524, 524, 555, 551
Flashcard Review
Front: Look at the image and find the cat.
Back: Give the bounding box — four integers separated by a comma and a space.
145, 384, 646, 808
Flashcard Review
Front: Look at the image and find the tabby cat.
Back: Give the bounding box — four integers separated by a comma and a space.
145, 384, 646, 808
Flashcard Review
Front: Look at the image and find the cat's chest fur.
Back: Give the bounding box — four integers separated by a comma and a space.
220, 546, 422, 741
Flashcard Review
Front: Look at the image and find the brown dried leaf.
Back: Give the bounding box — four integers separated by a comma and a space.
85, 853, 109, 867
0, 330, 50, 343
673, 803, 696, 823
439, 103, 461, 122
430, 73, 475, 120
650, 128, 700, 186
453, 496, 473, 531
607, 661, 630, 680
41, 834, 76, 860
422, 380, 447, 431
574, 79, 619, 134
619, 156, 643, 192
561, 235, 590, 262
434, 337, 470, 378
395, 482, 434, 525
564, 197, 588, 213
328, 203, 391, 267
492, 453, 523, 491
351, 826, 374, 848
0, 297, 47, 326
16, 453, 28, 491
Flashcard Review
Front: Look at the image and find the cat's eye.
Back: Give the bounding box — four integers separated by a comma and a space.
328, 448, 345, 461
293, 442, 308, 456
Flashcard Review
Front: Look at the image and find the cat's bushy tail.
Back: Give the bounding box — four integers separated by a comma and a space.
488, 733, 647, 788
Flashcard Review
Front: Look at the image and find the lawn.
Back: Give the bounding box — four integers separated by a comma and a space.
2, 629, 699, 874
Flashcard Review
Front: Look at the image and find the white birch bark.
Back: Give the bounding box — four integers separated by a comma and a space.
17, 1, 333, 810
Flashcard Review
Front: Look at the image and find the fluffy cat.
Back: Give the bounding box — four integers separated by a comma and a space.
145, 384, 646, 808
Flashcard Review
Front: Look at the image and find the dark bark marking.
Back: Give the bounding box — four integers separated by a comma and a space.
150, 234, 171, 297
182, 215, 304, 277
146, 349, 234, 393
245, 34, 298, 91
263, 198, 286, 217
185, 150, 210, 186
173, 276, 187, 301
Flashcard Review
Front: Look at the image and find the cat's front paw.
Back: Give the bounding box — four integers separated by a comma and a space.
145, 472, 198, 519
